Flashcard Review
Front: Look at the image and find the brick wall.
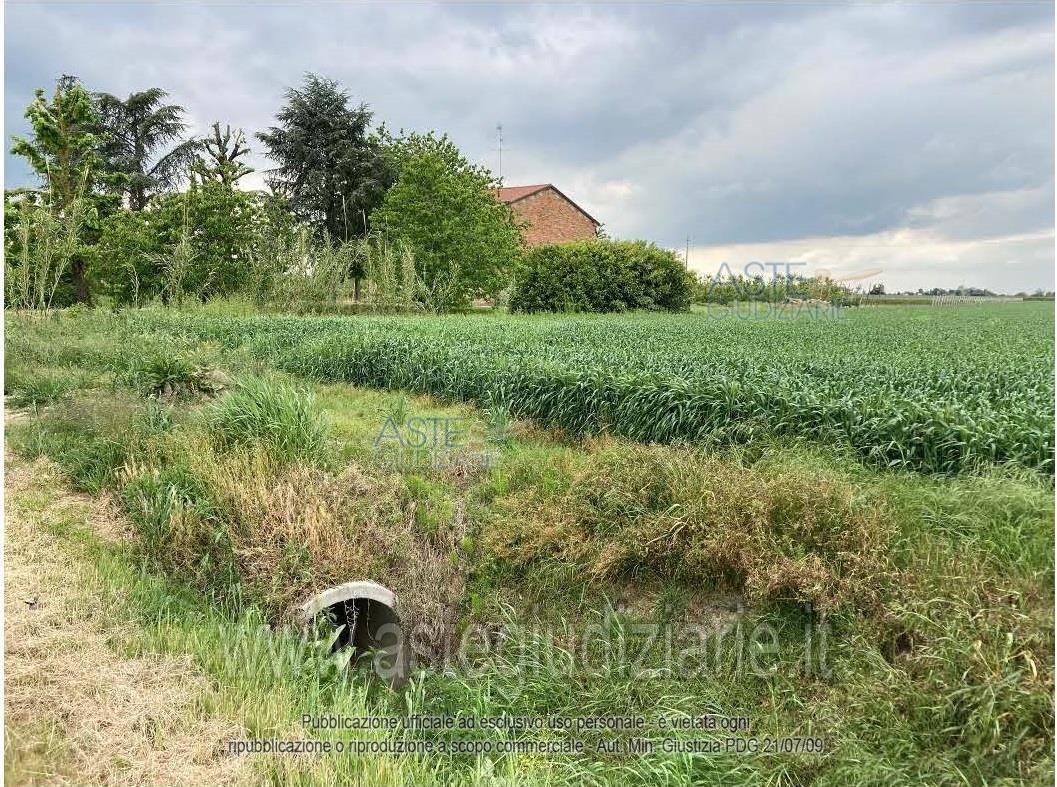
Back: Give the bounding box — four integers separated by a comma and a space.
508, 188, 598, 246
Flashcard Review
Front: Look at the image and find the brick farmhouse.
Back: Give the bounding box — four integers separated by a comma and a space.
496, 184, 600, 246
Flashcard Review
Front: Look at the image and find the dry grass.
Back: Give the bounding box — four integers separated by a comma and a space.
487, 441, 895, 614
139, 437, 469, 647
3, 452, 254, 787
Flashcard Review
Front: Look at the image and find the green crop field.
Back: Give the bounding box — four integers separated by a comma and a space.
4, 303, 1054, 786
128, 301, 1055, 474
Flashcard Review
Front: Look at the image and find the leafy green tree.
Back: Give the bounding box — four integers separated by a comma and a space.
153, 182, 266, 301
192, 122, 253, 187
87, 207, 160, 305
91, 184, 296, 306
10, 75, 113, 303
371, 131, 522, 308
257, 74, 392, 297
95, 87, 199, 210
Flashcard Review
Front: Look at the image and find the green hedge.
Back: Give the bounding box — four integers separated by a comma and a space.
510, 239, 692, 313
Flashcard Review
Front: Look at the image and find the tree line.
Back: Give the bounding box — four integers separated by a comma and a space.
5, 73, 522, 311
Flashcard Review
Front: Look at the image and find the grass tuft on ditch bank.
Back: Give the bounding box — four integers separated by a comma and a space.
206, 376, 332, 465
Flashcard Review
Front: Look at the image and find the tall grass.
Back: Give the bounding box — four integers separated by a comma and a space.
11, 393, 152, 493
5, 184, 88, 311
4, 366, 82, 407
206, 377, 331, 465
486, 442, 893, 613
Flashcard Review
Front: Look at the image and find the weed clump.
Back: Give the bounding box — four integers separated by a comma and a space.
206, 377, 331, 465
5, 367, 81, 407
122, 352, 229, 401
121, 464, 222, 555
12, 393, 147, 492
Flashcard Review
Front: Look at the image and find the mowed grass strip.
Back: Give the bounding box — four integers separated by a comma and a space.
3, 452, 254, 786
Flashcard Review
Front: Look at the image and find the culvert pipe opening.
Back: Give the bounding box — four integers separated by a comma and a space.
300, 581, 406, 682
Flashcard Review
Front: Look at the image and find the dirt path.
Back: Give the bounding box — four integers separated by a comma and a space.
4, 450, 254, 786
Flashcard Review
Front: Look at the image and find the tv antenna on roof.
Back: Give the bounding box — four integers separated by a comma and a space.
496, 122, 503, 182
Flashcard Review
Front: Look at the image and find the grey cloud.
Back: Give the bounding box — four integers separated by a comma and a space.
5, 2, 1053, 291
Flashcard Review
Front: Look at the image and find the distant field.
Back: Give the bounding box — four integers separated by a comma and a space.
131, 302, 1055, 474
860, 294, 1028, 304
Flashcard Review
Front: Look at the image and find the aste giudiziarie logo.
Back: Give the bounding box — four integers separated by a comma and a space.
372, 413, 500, 471
698, 261, 880, 320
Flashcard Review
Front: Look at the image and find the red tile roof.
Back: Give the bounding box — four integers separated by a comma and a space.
496, 184, 551, 203
496, 183, 601, 226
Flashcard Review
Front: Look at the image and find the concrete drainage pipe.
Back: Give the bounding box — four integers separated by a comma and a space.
299, 581, 406, 682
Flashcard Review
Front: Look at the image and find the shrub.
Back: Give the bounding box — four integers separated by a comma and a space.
510, 239, 692, 313
90, 184, 298, 306
88, 208, 160, 306
693, 271, 858, 305
206, 376, 330, 464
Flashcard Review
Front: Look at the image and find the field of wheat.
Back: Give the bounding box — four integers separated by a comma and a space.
127, 302, 1055, 475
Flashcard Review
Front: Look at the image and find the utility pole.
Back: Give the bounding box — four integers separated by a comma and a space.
685, 236, 690, 271
496, 123, 503, 181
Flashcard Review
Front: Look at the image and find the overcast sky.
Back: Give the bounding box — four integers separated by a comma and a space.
5, 1, 1054, 292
